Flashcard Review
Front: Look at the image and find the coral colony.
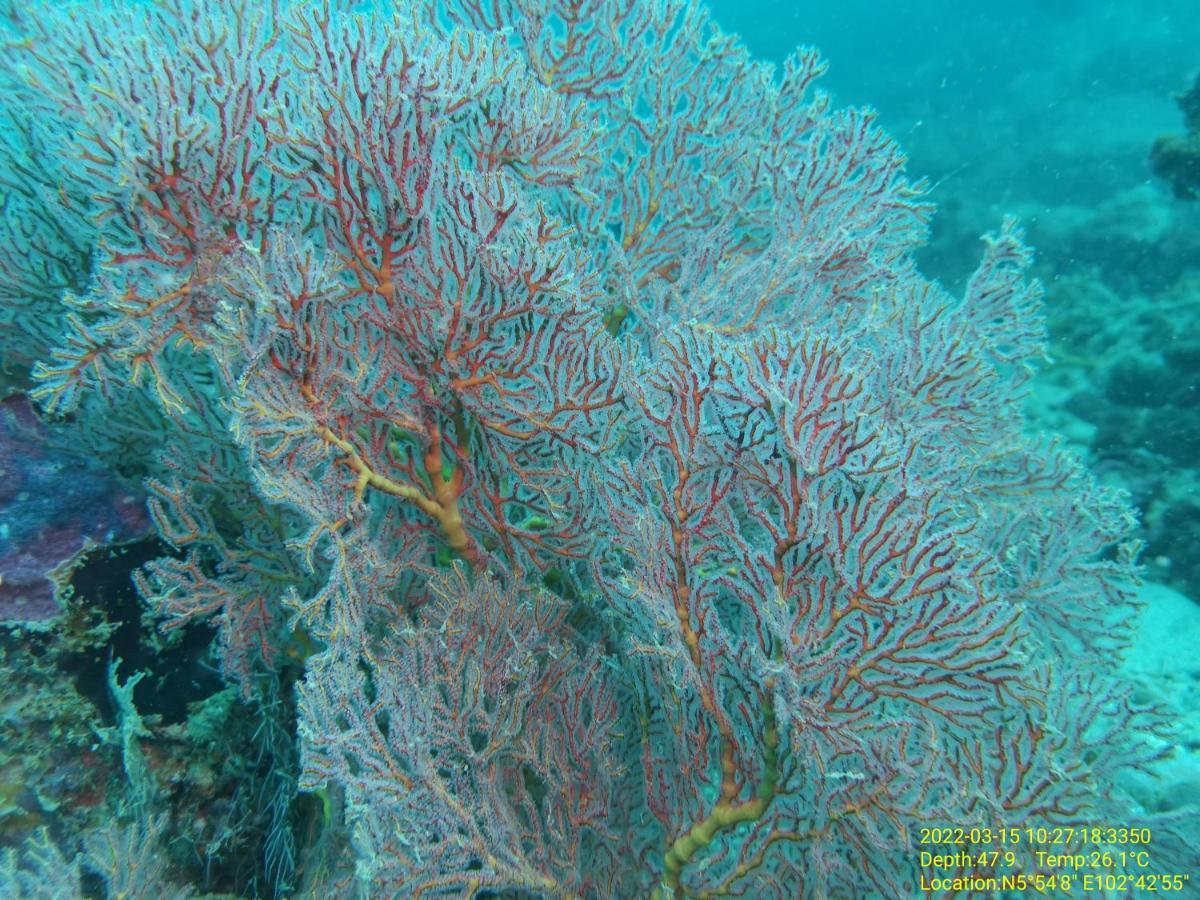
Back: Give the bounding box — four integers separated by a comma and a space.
0, 0, 1185, 896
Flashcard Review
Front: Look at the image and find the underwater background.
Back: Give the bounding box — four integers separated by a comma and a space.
1, 0, 1198, 896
